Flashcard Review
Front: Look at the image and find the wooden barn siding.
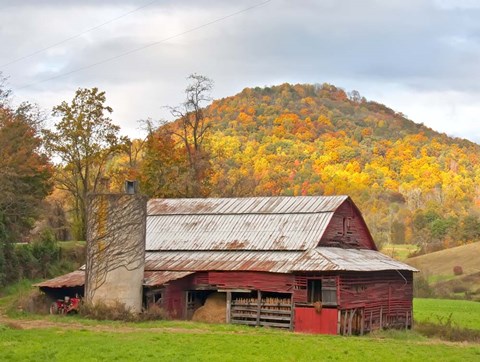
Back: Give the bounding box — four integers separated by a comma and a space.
162, 270, 413, 330
319, 200, 375, 249
163, 271, 296, 318
196, 271, 295, 294
163, 274, 195, 319
338, 270, 413, 330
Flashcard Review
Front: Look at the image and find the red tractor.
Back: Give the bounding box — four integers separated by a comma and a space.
49, 296, 81, 315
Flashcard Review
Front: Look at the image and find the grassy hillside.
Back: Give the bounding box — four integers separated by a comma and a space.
408, 242, 480, 276
407, 242, 480, 299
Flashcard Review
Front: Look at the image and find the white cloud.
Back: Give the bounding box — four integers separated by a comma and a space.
1, 0, 480, 143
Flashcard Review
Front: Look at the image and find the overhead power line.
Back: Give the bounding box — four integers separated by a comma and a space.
15, 0, 272, 90
1, 0, 159, 68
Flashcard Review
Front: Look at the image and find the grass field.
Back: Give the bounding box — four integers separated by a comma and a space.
414, 298, 480, 330
381, 243, 418, 260
2, 284, 480, 361
1, 323, 480, 362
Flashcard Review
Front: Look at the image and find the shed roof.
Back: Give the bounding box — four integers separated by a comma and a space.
34, 270, 85, 288
35, 270, 194, 288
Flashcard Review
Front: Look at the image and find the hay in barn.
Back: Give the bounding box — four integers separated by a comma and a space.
192, 292, 226, 324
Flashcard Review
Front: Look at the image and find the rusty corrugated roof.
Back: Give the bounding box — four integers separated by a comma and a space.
291, 248, 418, 272
145, 248, 417, 273
34, 270, 85, 288
35, 270, 195, 288
146, 212, 333, 251
36, 196, 416, 290
146, 196, 347, 251
147, 196, 348, 215
143, 271, 193, 287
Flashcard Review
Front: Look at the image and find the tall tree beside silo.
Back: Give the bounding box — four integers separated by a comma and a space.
44, 88, 122, 241
0, 75, 53, 285
168, 74, 213, 197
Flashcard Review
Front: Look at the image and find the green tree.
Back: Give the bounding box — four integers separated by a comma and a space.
44, 88, 122, 240
460, 215, 480, 242
390, 220, 406, 245
0, 77, 52, 285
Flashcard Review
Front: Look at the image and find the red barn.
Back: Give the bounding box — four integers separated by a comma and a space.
37, 196, 417, 335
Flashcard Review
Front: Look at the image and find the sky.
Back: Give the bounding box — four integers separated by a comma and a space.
1, 0, 480, 142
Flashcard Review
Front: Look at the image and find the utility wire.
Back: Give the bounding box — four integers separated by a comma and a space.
1, 0, 159, 68
15, 0, 272, 90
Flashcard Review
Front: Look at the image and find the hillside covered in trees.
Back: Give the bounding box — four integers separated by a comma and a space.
139, 83, 480, 252
3, 79, 480, 287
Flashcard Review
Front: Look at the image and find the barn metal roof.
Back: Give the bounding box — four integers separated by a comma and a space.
145, 248, 417, 273
146, 212, 333, 251
146, 196, 348, 251
148, 196, 348, 215
36, 196, 416, 290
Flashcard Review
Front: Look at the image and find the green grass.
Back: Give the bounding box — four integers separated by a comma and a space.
58, 240, 86, 249
381, 243, 418, 260
0, 279, 39, 310
2, 286, 480, 361
1, 325, 480, 362
414, 298, 480, 330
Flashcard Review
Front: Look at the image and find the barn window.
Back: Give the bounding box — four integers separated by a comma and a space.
307, 278, 337, 306
343, 217, 352, 235
321, 278, 337, 306
307, 280, 322, 303
145, 288, 163, 307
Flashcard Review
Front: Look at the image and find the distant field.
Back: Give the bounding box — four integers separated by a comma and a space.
58, 240, 86, 249
406, 242, 480, 299
414, 298, 480, 330
407, 242, 480, 276
381, 244, 418, 260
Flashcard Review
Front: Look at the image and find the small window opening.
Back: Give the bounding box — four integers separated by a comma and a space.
307, 279, 322, 303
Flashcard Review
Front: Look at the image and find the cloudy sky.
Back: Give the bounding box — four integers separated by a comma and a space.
1, 0, 480, 142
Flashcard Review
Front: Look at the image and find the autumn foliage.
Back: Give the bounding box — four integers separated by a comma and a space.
140, 83, 480, 251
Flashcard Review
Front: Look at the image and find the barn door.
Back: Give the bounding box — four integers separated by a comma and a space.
185, 291, 195, 320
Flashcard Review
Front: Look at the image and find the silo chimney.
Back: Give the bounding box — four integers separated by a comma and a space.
85, 183, 147, 312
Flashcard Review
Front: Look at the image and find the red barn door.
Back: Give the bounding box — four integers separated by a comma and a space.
294, 307, 338, 334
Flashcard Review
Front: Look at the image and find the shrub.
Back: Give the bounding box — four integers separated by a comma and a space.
79, 300, 137, 322
453, 265, 463, 276
452, 284, 467, 294
140, 304, 169, 321
3, 286, 52, 316
415, 315, 480, 343
413, 274, 435, 298
79, 300, 169, 322
15, 290, 51, 315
